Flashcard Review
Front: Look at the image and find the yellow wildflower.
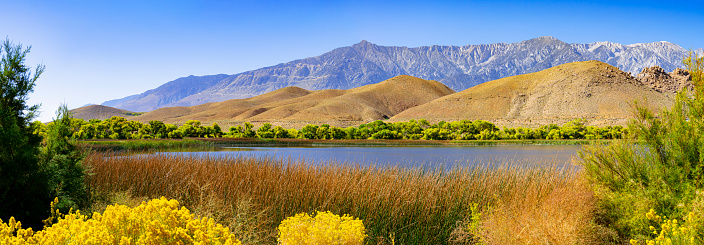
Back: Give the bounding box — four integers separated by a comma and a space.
278, 211, 366, 245
0, 197, 241, 245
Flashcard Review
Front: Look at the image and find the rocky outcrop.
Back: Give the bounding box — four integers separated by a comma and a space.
636, 66, 692, 93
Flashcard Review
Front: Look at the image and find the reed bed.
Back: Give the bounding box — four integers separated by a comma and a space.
85, 152, 596, 244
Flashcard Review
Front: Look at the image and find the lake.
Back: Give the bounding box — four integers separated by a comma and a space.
155, 144, 585, 169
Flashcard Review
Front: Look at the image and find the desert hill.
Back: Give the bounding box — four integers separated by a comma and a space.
391, 61, 675, 127
128, 75, 455, 127
69, 105, 140, 121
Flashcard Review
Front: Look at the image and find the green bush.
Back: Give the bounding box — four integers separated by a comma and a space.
41, 105, 90, 214
580, 51, 704, 241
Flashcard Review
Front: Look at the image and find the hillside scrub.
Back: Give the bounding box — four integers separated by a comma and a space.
36, 115, 626, 142
580, 51, 704, 243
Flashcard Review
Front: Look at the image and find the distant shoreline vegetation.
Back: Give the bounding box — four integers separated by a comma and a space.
33, 117, 625, 142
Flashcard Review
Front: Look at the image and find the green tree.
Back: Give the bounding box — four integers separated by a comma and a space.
41, 105, 89, 214
287, 128, 299, 139
0, 39, 51, 229
370, 129, 401, 139
227, 125, 243, 138
300, 124, 319, 139
316, 124, 331, 139
272, 125, 288, 138
211, 123, 223, 137
148, 120, 167, 138
560, 118, 587, 139
329, 127, 346, 139
242, 122, 255, 138
256, 123, 274, 138
179, 120, 203, 137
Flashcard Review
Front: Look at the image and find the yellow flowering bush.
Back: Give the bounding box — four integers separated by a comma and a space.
630, 209, 702, 245
277, 211, 366, 245
0, 197, 241, 245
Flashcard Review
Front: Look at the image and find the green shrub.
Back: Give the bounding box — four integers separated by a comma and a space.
580, 51, 704, 240
41, 105, 89, 214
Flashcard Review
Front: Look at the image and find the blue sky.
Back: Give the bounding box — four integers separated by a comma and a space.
2, 0, 703, 122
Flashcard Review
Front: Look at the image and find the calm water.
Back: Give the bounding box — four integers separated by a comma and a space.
156, 145, 584, 169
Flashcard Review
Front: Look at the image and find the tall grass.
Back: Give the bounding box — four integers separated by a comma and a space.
79, 138, 214, 152
85, 152, 597, 244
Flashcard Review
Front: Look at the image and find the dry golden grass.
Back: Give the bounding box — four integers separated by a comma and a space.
392, 60, 674, 127
477, 173, 615, 244
85, 152, 601, 244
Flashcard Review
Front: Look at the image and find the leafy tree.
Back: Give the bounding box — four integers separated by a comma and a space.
370, 129, 401, 139
179, 120, 204, 137
422, 128, 442, 140
316, 124, 331, 139
227, 125, 243, 138
300, 124, 319, 139
202, 125, 214, 138
148, 120, 167, 138
0, 39, 51, 229
31, 120, 48, 140
560, 118, 587, 139
329, 127, 346, 139
211, 123, 223, 138
471, 120, 497, 133
344, 126, 358, 139
272, 125, 288, 138
287, 128, 299, 139
256, 123, 274, 138
41, 105, 89, 213
242, 122, 255, 138
477, 128, 499, 140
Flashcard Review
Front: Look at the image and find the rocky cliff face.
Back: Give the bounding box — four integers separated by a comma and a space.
103, 37, 695, 112
636, 66, 692, 93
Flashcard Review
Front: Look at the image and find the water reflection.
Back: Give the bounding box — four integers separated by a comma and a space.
154, 145, 584, 169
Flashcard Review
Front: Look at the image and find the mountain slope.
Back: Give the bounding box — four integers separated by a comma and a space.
130, 75, 455, 127
391, 61, 674, 126
102, 74, 231, 112
102, 37, 694, 112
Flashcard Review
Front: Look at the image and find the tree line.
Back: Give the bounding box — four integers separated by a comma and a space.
32, 116, 626, 141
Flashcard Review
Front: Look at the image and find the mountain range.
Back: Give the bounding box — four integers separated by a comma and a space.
76, 61, 685, 128
101, 37, 699, 112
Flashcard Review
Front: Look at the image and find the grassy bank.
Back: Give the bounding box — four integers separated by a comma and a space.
85, 152, 605, 244
78, 138, 214, 151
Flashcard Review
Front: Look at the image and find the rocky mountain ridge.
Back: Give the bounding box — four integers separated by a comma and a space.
102, 37, 699, 112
